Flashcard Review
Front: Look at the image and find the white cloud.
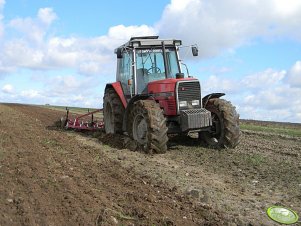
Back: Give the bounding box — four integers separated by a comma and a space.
0, 60, 14, 75
0, 0, 4, 37
1, 2, 301, 76
157, 0, 301, 58
44, 36, 114, 70
244, 88, 288, 110
202, 75, 239, 94
273, 0, 301, 16
3, 40, 44, 68
200, 60, 301, 122
239, 105, 293, 122
0, 0, 5, 9
9, 18, 43, 43
37, 8, 57, 25
46, 75, 82, 95
287, 61, 301, 87
1, 10, 156, 72
0, 19, 3, 38
6, 7, 55, 44
234, 61, 301, 122
73, 95, 84, 101
4, 2, 300, 78
2, 84, 13, 93
78, 61, 101, 75
107, 24, 157, 41
21, 89, 42, 98
242, 68, 286, 88
42, 75, 101, 99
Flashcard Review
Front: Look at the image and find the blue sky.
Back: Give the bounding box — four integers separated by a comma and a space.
0, 0, 301, 122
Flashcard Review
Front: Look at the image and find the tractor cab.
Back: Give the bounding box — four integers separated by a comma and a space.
115, 36, 196, 98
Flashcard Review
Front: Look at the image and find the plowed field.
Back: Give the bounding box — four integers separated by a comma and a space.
0, 104, 300, 226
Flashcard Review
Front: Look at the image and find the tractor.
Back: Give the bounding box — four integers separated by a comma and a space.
103, 36, 241, 153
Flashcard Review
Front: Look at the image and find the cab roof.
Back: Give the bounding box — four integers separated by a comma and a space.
114, 36, 182, 53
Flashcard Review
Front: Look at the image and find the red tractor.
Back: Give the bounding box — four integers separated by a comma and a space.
103, 36, 240, 153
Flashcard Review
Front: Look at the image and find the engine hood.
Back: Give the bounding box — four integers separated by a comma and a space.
147, 78, 198, 93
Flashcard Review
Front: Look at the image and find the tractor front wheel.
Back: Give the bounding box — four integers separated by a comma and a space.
103, 88, 124, 134
199, 98, 241, 149
127, 100, 168, 154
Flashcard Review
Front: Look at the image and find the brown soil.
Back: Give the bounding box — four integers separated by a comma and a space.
0, 104, 225, 226
1, 104, 300, 226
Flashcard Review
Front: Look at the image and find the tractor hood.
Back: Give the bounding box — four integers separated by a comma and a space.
147, 78, 198, 94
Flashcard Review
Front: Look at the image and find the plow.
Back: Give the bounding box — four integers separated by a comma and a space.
59, 36, 241, 153
60, 108, 104, 131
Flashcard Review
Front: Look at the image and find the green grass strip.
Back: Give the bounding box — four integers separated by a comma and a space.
240, 123, 301, 137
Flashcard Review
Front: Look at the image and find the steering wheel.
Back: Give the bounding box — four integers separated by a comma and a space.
147, 67, 161, 74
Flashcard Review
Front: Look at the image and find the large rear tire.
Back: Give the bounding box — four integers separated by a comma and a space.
127, 100, 168, 154
103, 88, 124, 134
199, 98, 241, 148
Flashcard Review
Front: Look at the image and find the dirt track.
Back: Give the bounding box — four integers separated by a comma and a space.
0, 104, 300, 226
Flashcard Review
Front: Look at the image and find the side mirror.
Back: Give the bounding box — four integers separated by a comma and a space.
116, 48, 122, 59
192, 46, 198, 56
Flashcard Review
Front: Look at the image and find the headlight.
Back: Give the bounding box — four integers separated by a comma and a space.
179, 101, 187, 107
191, 100, 200, 106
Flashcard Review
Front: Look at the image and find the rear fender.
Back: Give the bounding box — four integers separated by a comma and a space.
105, 82, 127, 108
122, 94, 152, 131
202, 93, 225, 108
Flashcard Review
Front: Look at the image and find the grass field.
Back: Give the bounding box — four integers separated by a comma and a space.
39, 104, 103, 121
240, 119, 301, 137
41, 104, 100, 114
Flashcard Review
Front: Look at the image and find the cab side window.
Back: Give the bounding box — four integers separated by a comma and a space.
119, 51, 133, 97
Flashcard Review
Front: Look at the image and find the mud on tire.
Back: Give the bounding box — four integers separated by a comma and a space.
200, 98, 241, 149
103, 88, 124, 134
127, 100, 168, 154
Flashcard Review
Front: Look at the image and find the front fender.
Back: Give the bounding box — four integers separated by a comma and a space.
202, 93, 225, 108
105, 82, 127, 108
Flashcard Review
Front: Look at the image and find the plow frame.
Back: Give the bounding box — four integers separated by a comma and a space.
62, 108, 104, 131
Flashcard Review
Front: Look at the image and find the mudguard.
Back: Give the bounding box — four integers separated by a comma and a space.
105, 82, 127, 108
202, 93, 225, 108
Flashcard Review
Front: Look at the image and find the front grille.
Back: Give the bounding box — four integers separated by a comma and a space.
177, 81, 201, 112
177, 81, 201, 101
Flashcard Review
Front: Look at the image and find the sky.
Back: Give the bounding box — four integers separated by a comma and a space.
0, 0, 301, 123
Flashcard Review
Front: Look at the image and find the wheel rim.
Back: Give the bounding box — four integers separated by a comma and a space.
104, 103, 113, 133
133, 114, 148, 145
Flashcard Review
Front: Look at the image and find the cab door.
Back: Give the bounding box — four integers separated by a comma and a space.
116, 51, 134, 99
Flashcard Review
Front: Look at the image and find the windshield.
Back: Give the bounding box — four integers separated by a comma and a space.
135, 48, 180, 93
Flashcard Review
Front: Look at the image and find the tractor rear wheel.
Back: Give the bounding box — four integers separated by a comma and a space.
199, 98, 241, 149
127, 100, 168, 154
103, 88, 124, 134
